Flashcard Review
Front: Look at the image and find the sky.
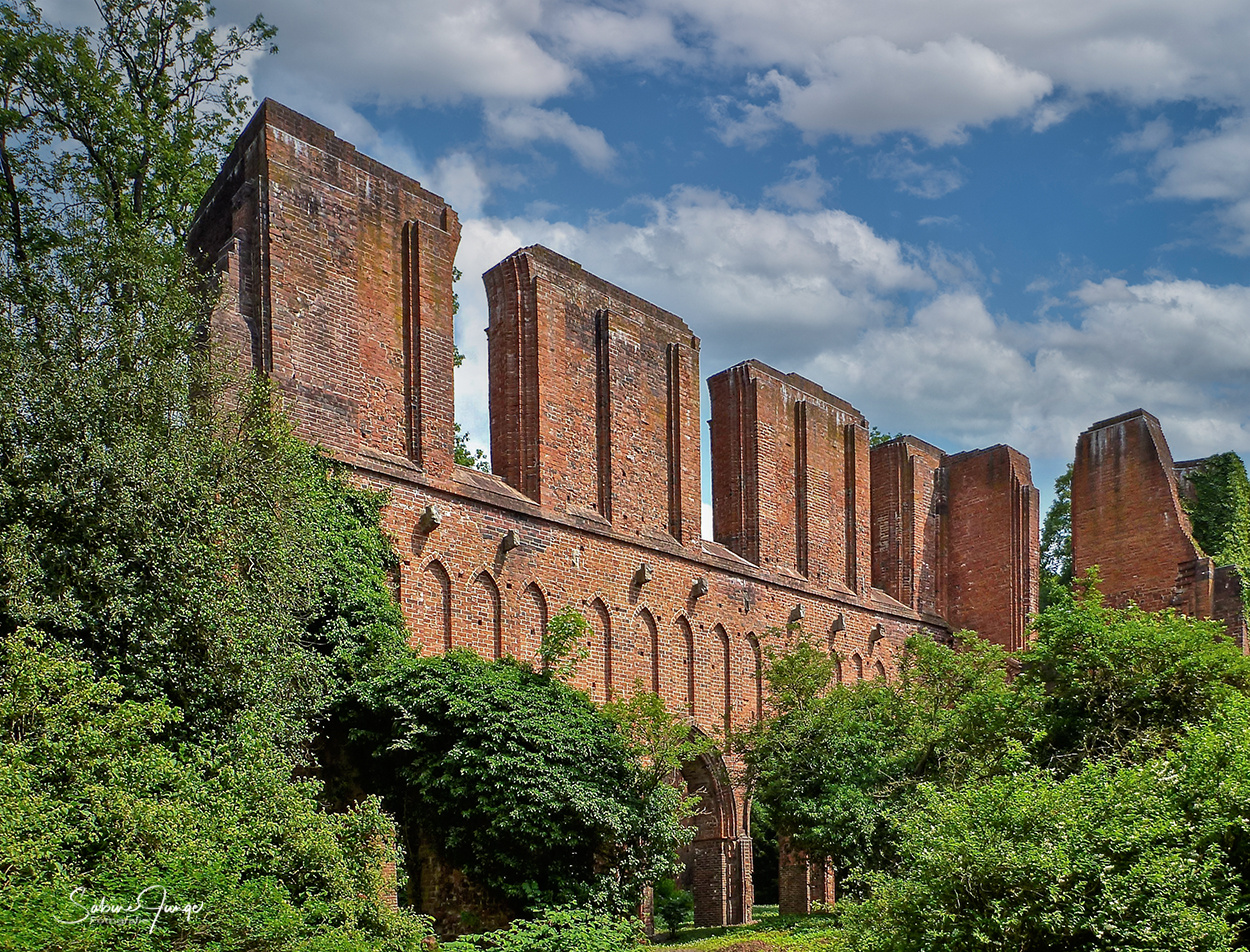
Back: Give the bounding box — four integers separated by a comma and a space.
201, 1, 1250, 531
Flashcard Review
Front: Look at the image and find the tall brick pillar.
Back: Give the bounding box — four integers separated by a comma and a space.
777, 834, 834, 915
484, 246, 701, 542
871, 437, 944, 615
188, 99, 462, 472
404, 214, 460, 477
941, 445, 1039, 649
708, 360, 869, 591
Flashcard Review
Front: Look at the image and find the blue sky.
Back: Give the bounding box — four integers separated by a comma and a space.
203, 0, 1250, 529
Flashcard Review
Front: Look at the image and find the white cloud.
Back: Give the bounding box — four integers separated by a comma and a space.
208, 0, 1250, 154
1117, 116, 1173, 153
544, 5, 686, 65
757, 36, 1052, 145
871, 146, 965, 198
484, 104, 616, 172
215, 0, 575, 108
1144, 115, 1250, 251
1154, 117, 1250, 202
763, 157, 833, 210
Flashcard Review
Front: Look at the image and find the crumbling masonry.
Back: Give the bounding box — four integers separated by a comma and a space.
1072, 410, 1247, 646
189, 101, 1041, 933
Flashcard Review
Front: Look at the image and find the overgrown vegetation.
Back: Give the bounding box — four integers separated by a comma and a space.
732, 576, 1250, 951
0, 1, 442, 946
1183, 452, 1250, 605
354, 651, 695, 916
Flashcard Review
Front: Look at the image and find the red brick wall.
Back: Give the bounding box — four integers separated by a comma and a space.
192, 100, 1042, 929
942, 446, 1039, 650
190, 100, 461, 475
1071, 410, 1202, 613
708, 361, 870, 593
484, 248, 701, 546
871, 437, 943, 616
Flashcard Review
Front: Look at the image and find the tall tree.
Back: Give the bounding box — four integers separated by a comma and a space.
1040, 463, 1074, 609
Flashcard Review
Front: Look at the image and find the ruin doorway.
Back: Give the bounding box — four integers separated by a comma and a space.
673, 744, 753, 927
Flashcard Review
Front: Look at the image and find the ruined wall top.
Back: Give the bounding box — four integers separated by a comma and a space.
1072, 409, 1202, 612
192, 99, 1041, 651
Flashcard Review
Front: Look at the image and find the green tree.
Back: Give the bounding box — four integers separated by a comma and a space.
0, 629, 430, 951
739, 630, 1032, 896
652, 878, 693, 938
1019, 570, 1250, 773
0, 3, 433, 948
845, 761, 1236, 952
800, 587, 1250, 951
358, 652, 692, 916
1039, 463, 1074, 609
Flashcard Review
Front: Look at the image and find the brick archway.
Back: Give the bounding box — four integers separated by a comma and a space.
676, 738, 752, 927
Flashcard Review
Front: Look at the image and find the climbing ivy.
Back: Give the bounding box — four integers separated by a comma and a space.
1182, 453, 1250, 604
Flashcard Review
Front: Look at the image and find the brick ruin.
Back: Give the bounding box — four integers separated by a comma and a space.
1072, 409, 1247, 646
189, 100, 1042, 933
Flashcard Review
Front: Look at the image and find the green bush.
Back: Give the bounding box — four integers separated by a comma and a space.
358, 652, 692, 915
442, 907, 644, 952
653, 878, 693, 937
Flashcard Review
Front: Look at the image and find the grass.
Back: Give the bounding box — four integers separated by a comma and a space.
652, 908, 843, 950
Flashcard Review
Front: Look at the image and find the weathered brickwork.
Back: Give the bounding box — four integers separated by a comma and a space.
1072, 410, 1247, 647
190, 101, 1040, 932
870, 437, 944, 618
942, 446, 1040, 651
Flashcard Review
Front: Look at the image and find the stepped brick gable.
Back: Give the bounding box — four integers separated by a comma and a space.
190, 101, 1040, 933
1072, 410, 1247, 646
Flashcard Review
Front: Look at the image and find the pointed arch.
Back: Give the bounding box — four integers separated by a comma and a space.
419, 560, 452, 652
744, 632, 763, 722
676, 736, 749, 926
519, 581, 548, 665
698, 623, 731, 735
634, 607, 659, 695
851, 651, 864, 681
666, 615, 695, 715
874, 658, 887, 681
469, 570, 502, 659
589, 597, 611, 702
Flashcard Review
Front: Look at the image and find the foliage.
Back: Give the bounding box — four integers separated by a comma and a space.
0, 629, 431, 951
761, 628, 837, 715
604, 689, 713, 785
1018, 570, 1250, 773
1182, 452, 1250, 607
845, 762, 1235, 952
0, 4, 431, 950
739, 580, 1250, 949
1039, 463, 1073, 609
358, 651, 692, 916
1183, 453, 1250, 569
740, 631, 1028, 895
868, 427, 903, 447
1, 361, 412, 744
541, 604, 592, 676
442, 907, 645, 952
653, 878, 693, 938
